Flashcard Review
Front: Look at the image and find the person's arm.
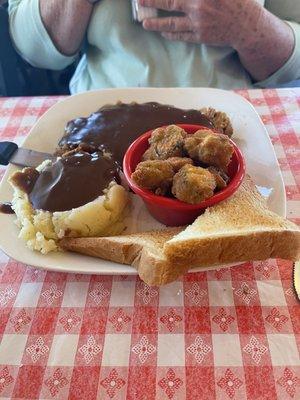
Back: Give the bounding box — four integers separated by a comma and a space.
256, 0, 300, 86
8, 0, 92, 70
39, 0, 93, 56
234, 6, 294, 82
140, 0, 299, 83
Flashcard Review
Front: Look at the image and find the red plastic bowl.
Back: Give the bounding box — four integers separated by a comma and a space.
123, 124, 245, 226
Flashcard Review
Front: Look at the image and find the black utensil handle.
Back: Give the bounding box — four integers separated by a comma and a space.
0, 142, 18, 166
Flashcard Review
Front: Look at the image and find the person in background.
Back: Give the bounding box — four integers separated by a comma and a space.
8, 0, 300, 93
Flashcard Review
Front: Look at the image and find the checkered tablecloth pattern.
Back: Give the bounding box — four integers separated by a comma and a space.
0, 89, 299, 400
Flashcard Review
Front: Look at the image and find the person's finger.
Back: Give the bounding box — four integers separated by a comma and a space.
161, 31, 199, 43
143, 16, 190, 32
139, 0, 185, 13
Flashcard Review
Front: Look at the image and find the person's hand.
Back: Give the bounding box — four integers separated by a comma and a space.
139, 0, 263, 50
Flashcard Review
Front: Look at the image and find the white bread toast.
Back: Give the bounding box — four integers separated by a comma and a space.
60, 177, 300, 285
60, 228, 184, 286
164, 177, 300, 267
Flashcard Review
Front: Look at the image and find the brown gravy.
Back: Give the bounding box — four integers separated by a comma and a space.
59, 102, 213, 164
28, 152, 119, 212
9, 168, 40, 194
0, 202, 14, 214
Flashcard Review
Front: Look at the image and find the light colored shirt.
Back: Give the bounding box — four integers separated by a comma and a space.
8, 0, 300, 93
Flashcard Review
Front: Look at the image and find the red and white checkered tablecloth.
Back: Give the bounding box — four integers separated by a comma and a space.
0, 89, 299, 400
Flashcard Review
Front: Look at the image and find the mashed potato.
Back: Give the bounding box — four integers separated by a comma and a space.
9, 161, 128, 254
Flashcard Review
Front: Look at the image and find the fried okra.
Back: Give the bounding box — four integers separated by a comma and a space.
131, 160, 175, 195
184, 129, 234, 171
172, 164, 216, 204
200, 107, 233, 137
207, 166, 229, 190
166, 157, 194, 172
142, 125, 187, 161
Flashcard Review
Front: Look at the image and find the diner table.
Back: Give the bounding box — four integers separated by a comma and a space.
0, 88, 299, 400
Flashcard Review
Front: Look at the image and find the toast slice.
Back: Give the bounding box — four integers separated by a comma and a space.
61, 177, 300, 285
60, 228, 184, 286
164, 177, 300, 266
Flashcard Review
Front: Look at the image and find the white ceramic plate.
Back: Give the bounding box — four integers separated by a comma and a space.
0, 88, 286, 275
